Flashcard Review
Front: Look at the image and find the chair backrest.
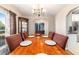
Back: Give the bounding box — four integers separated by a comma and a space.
48, 32, 55, 39
22, 32, 28, 39
6, 34, 22, 52
53, 33, 68, 49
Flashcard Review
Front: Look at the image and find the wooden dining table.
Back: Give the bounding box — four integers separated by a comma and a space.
10, 36, 69, 55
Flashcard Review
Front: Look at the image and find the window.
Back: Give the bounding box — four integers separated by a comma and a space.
0, 12, 5, 46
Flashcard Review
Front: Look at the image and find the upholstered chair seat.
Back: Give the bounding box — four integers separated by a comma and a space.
53, 33, 68, 49
6, 34, 22, 52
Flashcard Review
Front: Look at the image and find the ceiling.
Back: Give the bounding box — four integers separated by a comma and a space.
10, 4, 67, 16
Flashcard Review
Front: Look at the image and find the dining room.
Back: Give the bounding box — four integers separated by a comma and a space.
0, 4, 79, 55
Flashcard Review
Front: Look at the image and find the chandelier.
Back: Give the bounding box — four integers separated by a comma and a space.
32, 4, 46, 17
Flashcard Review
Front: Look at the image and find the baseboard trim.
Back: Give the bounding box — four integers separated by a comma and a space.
65, 50, 74, 55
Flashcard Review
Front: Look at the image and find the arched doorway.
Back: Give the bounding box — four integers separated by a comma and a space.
66, 6, 79, 54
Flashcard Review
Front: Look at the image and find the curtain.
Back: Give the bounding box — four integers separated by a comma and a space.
9, 11, 16, 35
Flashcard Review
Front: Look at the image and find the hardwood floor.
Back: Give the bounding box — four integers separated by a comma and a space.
65, 50, 74, 55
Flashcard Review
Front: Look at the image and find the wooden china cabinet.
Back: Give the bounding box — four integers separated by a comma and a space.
18, 17, 29, 34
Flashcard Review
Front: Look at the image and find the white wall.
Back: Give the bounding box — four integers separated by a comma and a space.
48, 16, 55, 32
28, 16, 55, 35
55, 5, 79, 35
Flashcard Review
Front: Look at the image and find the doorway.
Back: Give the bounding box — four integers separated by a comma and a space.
66, 7, 79, 54
35, 23, 45, 34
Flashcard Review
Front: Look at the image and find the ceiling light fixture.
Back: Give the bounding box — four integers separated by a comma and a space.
32, 4, 46, 17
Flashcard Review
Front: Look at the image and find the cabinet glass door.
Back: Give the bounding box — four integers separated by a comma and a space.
22, 21, 27, 32
18, 17, 28, 33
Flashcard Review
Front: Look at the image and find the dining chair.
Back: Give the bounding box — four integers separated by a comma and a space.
48, 32, 55, 39
22, 32, 28, 39
53, 33, 68, 49
6, 34, 22, 52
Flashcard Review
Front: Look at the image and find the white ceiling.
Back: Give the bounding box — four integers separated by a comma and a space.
11, 4, 67, 16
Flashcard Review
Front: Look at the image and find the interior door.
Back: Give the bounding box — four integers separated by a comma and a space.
35, 23, 44, 34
